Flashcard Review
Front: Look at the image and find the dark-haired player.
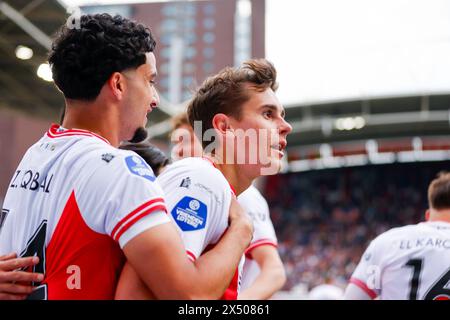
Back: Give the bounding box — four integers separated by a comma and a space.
0, 14, 252, 300
345, 172, 450, 300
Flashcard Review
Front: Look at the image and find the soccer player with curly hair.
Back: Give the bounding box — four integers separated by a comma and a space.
0, 14, 252, 300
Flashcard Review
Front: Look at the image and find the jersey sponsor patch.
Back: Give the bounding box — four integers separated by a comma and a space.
171, 196, 207, 231
124, 155, 156, 182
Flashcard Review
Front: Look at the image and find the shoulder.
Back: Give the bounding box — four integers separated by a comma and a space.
79, 143, 157, 185
368, 224, 418, 250
239, 185, 266, 204
160, 157, 229, 190
238, 185, 270, 220
377, 224, 419, 240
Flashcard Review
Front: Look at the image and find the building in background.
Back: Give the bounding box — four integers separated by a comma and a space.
83, 0, 265, 106
0, 0, 266, 201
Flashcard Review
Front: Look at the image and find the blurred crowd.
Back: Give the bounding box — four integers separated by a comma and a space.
264, 161, 449, 291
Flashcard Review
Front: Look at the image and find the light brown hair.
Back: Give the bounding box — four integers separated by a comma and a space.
171, 112, 190, 132
428, 171, 450, 210
186, 59, 278, 148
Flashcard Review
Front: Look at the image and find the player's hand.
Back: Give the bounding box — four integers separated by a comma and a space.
0, 253, 44, 300
228, 197, 253, 244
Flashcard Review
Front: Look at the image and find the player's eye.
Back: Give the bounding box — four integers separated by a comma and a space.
263, 110, 273, 119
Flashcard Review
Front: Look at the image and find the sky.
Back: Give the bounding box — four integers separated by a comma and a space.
59, 0, 450, 105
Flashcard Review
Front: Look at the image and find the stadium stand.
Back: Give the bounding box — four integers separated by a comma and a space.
264, 161, 450, 292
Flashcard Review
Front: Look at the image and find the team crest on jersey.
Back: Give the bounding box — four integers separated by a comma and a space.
171, 196, 207, 231
124, 155, 156, 182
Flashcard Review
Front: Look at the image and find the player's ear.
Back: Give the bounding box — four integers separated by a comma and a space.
212, 113, 231, 134
107, 72, 126, 100
425, 209, 430, 221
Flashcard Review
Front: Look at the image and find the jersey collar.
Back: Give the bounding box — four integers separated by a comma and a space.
46, 123, 111, 145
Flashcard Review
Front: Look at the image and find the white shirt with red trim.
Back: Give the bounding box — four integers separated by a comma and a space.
348, 221, 450, 300
0, 124, 170, 299
238, 185, 278, 290
156, 157, 244, 299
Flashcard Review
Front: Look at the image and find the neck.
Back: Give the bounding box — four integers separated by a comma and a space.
206, 154, 253, 196
428, 208, 450, 223
61, 98, 121, 147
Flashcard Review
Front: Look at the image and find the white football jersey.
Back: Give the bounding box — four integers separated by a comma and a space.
238, 185, 278, 290
349, 221, 450, 300
0, 124, 170, 299
156, 157, 244, 299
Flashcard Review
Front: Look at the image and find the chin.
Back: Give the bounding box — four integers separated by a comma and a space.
259, 158, 281, 176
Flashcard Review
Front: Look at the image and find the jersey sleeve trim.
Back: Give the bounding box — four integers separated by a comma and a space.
186, 250, 197, 262
112, 198, 167, 242
245, 238, 278, 259
349, 277, 377, 299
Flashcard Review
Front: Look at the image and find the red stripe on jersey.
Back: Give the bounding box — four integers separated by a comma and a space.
45, 191, 125, 299
112, 200, 167, 242
349, 277, 378, 299
113, 204, 166, 242
245, 239, 278, 259
222, 269, 239, 300
46, 124, 111, 145
111, 198, 165, 239
186, 250, 196, 262
203, 231, 240, 300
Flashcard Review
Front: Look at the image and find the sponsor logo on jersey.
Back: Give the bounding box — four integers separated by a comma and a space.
125, 155, 156, 182
171, 196, 207, 231
194, 183, 222, 205
101, 153, 115, 163
39, 142, 56, 151
179, 177, 191, 188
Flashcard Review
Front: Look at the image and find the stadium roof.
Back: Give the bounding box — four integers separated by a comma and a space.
0, 0, 170, 124
1, 1, 448, 155
0, 0, 66, 120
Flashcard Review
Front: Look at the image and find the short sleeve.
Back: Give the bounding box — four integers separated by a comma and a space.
157, 160, 231, 261
76, 152, 171, 248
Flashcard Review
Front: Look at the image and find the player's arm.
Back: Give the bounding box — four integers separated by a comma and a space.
343, 238, 381, 300
116, 198, 253, 300
238, 245, 286, 300
0, 253, 44, 300
343, 282, 373, 300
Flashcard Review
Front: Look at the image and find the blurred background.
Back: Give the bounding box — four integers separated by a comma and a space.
0, 0, 449, 299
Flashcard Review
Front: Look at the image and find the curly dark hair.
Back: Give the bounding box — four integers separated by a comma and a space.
49, 13, 156, 100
